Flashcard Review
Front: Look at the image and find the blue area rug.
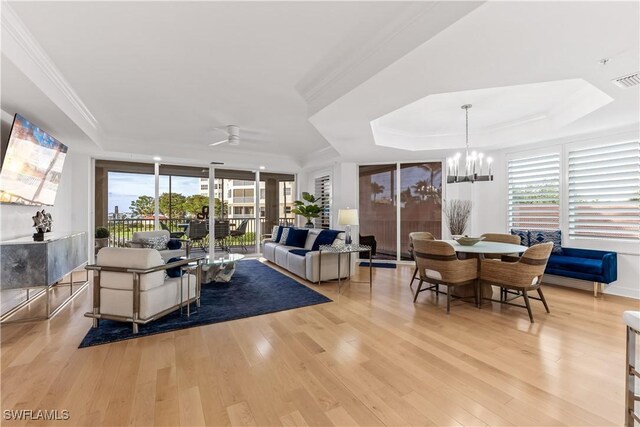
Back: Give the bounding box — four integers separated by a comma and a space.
359, 262, 397, 269
79, 259, 331, 348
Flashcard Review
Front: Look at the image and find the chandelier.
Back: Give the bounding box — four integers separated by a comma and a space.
446, 104, 493, 184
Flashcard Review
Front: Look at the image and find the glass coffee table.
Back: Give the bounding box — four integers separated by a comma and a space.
201, 253, 245, 283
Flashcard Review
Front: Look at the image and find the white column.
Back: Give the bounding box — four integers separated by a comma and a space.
255, 170, 261, 254
208, 165, 216, 259
154, 162, 160, 230
396, 161, 401, 262
89, 157, 96, 263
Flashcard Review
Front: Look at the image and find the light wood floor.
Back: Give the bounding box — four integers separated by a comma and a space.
1, 260, 636, 426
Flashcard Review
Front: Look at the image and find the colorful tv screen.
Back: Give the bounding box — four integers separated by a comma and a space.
0, 114, 68, 206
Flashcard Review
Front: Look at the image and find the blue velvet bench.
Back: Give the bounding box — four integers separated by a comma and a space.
546, 248, 617, 296
511, 229, 617, 297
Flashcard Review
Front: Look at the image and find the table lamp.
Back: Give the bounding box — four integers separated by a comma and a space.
338, 208, 359, 245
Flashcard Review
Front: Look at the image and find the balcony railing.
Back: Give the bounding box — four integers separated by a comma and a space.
106, 217, 295, 250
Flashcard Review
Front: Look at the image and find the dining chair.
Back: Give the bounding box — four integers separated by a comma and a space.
408, 232, 435, 288
480, 233, 521, 245
412, 239, 478, 313
479, 242, 553, 323
480, 233, 524, 302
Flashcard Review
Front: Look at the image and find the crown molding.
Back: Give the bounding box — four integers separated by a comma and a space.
297, 3, 434, 105
297, 2, 484, 116
1, 2, 102, 146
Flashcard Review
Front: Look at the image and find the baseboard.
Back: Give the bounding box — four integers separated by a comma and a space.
544, 274, 639, 300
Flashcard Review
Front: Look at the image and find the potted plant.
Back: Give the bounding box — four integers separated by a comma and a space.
443, 199, 472, 237
95, 227, 110, 249
292, 192, 321, 228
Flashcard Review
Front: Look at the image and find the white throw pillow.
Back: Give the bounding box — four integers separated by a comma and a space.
279, 228, 290, 244
139, 235, 169, 250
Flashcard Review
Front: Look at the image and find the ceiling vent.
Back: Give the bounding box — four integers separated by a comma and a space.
612, 72, 640, 88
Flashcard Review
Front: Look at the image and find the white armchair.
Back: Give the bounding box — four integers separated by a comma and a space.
85, 247, 203, 333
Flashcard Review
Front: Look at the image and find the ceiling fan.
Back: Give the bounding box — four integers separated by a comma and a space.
210, 125, 240, 146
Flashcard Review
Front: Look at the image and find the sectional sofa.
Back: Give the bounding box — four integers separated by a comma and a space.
263, 227, 350, 283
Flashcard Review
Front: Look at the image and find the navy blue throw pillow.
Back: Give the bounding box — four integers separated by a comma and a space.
530, 230, 563, 255
285, 228, 309, 248
167, 239, 182, 250
289, 249, 311, 257
166, 257, 184, 278
510, 229, 530, 247
311, 229, 342, 251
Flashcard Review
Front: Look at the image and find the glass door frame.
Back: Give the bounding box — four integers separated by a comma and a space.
357, 159, 446, 262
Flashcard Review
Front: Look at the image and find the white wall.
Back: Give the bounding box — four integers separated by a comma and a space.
0, 112, 91, 258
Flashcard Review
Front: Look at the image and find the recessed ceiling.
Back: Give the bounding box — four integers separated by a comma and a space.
308, 1, 639, 163
5, 1, 420, 160
371, 79, 613, 151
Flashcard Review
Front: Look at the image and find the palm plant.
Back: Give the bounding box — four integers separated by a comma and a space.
371, 182, 385, 201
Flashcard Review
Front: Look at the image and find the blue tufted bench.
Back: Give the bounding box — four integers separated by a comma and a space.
511, 229, 617, 297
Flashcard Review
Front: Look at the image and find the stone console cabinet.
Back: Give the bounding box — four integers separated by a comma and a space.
0, 231, 89, 322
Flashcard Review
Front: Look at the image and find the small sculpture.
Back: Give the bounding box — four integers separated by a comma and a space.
32, 209, 52, 241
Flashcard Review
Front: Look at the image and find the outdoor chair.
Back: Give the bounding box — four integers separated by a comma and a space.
213, 221, 231, 252
160, 221, 185, 239
229, 219, 249, 252
186, 220, 209, 251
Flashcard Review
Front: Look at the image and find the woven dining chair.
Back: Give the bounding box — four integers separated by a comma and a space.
408, 232, 436, 288
480, 242, 553, 323
412, 239, 478, 313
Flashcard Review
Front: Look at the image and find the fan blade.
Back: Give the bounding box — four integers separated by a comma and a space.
209, 139, 228, 146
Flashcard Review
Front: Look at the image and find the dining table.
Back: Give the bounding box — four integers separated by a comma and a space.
442, 239, 528, 307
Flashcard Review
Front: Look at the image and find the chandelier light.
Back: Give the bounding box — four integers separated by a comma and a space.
446, 104, 493, 184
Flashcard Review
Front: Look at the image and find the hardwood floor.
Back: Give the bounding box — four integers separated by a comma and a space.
1, 260, 635, 426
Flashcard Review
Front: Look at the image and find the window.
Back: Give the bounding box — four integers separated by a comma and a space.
314, 175, 331, 229
508, 153, 560, 230
200, 184, 208, 190
568, 141, 640, 241
233, 188, 254, 198
233, 207, 243, 215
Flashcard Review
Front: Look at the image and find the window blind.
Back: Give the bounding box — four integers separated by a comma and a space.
568, 141, 640, 241
508, 153, 560, 230
314, 175, 331, 229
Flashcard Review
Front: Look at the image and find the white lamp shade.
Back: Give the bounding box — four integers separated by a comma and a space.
338, 208, 359, 226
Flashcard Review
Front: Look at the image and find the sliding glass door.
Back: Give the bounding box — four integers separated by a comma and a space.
359, 162, 442, 260
399, 162, 442, 259
359, 164, 397, 260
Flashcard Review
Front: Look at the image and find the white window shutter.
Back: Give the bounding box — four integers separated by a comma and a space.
508, 153, 560, 230
568, 141, 640, 241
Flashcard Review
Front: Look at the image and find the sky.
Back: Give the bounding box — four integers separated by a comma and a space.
108, 172, 200, 213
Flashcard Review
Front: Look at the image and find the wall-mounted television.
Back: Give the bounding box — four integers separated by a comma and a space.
0, 114, 68, 206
